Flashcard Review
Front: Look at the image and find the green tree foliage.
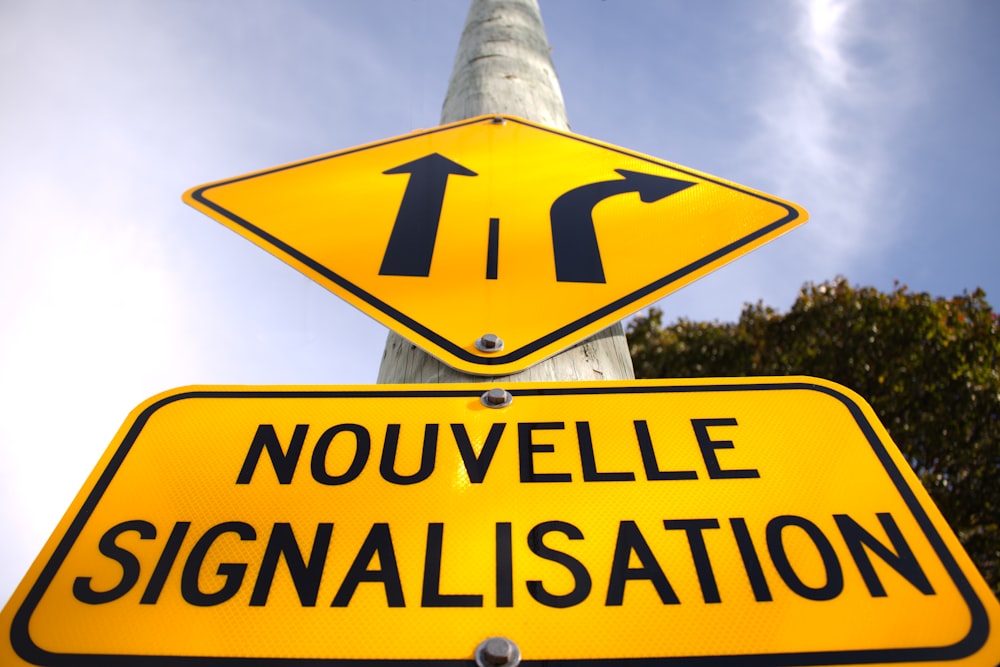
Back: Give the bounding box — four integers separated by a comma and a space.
628, 277, 1000, 593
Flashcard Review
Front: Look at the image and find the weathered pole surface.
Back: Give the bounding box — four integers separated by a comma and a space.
377, 0, 635, 384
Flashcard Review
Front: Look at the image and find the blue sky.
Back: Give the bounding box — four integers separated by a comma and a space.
1, 0, 998, 604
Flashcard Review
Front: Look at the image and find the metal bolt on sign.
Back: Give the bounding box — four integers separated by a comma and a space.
475, 333, 505, 352
480, 388, 513, 408
475, 636, 521, 667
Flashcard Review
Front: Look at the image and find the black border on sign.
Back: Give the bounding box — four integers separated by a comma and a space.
10, 381, 990, 666
186, 116, 803, 369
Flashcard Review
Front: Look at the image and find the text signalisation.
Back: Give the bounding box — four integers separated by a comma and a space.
2, 378, 998, 666
183, 115, 807, 375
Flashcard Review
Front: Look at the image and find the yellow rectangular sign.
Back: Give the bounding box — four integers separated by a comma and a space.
2, 378, 998, 665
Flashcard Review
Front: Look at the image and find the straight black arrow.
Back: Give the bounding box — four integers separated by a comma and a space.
379, 153, 477, 277
550, 169, 696, 283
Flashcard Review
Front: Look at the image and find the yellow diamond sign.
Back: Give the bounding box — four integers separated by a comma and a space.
3, 378, 998, 665
184, 115, 807, 375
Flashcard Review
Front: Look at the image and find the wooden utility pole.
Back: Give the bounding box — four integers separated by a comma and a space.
377, 0, 635, 384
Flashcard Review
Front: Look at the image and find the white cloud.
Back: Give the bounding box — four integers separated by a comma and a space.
805, 0, 852, 85
738, 0, 921, 280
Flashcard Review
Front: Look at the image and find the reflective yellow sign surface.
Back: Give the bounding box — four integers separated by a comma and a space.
3, 378, 998, 666
183, 116, 807, 374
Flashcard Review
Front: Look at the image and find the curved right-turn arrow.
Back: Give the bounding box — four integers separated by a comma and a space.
550, 169, 696, 283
